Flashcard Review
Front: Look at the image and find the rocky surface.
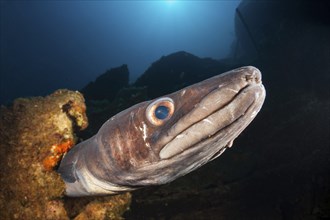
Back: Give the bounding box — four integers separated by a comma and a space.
0, 89, 131, 220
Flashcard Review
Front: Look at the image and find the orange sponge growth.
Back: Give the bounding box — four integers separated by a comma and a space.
43, 139, 74, 171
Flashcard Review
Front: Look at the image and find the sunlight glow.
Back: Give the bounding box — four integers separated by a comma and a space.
165, 0, 175, 5
164, 0, 175, 6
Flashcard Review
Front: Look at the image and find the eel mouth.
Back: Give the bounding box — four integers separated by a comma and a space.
159, 68, 265, 159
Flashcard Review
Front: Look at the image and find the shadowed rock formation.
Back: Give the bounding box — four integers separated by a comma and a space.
81, 64, 129, 102
134, 51, 236, 99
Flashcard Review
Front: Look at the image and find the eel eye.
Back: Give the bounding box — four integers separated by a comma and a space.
146, 97, 175, 126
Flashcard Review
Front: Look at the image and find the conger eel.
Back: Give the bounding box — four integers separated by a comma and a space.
58, 66, 266, 196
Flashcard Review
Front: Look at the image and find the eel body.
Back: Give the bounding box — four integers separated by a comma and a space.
58, 66, 266, 196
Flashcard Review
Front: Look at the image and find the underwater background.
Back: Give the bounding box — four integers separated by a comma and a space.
1, 0, 329, 219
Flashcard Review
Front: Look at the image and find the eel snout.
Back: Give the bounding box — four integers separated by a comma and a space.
158, 66, 265, 160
